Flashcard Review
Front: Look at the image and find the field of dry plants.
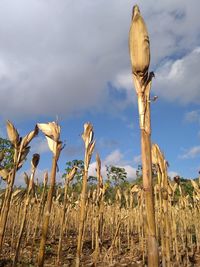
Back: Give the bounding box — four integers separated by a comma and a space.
0, 4, 200, 267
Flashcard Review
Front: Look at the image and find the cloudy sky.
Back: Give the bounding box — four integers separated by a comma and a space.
1, 0, 200, 185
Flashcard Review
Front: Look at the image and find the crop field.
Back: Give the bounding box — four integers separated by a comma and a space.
0, 122, 200, 267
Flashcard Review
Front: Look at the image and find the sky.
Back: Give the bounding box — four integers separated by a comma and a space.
1, 0, 200, 186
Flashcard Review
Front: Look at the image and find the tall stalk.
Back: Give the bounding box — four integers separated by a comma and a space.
37, 122, 62, 267
0, 121, 38, 253
57, 167, 76, 265
13, 154, 40, 266
31, 172, 48, 259
129, 5, 159, 266
75, 123, 95, 267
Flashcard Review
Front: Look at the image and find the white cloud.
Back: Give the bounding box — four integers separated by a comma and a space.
15, 168, 63, 186
0, 0, 200, 118
153, 47, 200, 104
168, 171, 179, 178
31, 137, 49, 154
89, 149, 137, 181
184, 110, 200, 124
180, 145, 200, 159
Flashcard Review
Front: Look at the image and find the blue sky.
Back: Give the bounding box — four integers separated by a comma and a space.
0, 0, 200, 185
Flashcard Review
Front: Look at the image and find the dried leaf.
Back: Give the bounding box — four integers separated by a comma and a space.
82, 123, 93, 149
66, 167, 77, 182
37, 122, 60, 142
24, 172, 29, 186
46, 136, 57, 155
20, 125, 38, 149
17, 147, 30, 170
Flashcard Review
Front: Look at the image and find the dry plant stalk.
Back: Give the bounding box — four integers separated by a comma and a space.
75, 123, 95, 267
57, 166, 76, 265
93, 153, 104, 264
0, 121, 38, 253
31, 172, 48, 258
152, 144, 170, 267
13, 153, 40, 266
129, 5, 159, 267
37, 122, 62, 267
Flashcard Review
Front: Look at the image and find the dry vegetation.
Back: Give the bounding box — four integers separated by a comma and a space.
0, 122, 200, 267
0, 4, 200, 267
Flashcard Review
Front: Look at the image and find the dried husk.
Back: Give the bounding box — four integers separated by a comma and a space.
129, 5, 150, 84
6, 120, 19, 147
82, 123, 94, 149
37, 122, 60, 142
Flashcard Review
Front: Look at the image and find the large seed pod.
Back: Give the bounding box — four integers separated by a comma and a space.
6, 120, 20, 147
37, 122, 60, 142
129, 5, 150, 82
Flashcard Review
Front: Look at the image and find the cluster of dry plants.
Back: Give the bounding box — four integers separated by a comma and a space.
0, 4, 199, 267
0, 121, 200, 267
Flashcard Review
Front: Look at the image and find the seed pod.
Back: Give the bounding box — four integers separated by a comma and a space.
6, 120, 19, 147
31, 153, 40, 169
129, 5, 150, 84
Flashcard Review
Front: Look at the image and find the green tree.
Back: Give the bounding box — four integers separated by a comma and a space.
106, 165, 127, 187
0, 137, 14, 171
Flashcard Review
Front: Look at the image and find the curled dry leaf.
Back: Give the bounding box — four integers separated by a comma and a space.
131, 184, 140, 193
82, 123, 93, 149
66, 167, 77, 183
37, 122, 60, 142
17, 147, 30, 170
46, 136, 57, 155
6, 120, 19, 147
20, 125, 38, 150
85, 141, 95, 170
